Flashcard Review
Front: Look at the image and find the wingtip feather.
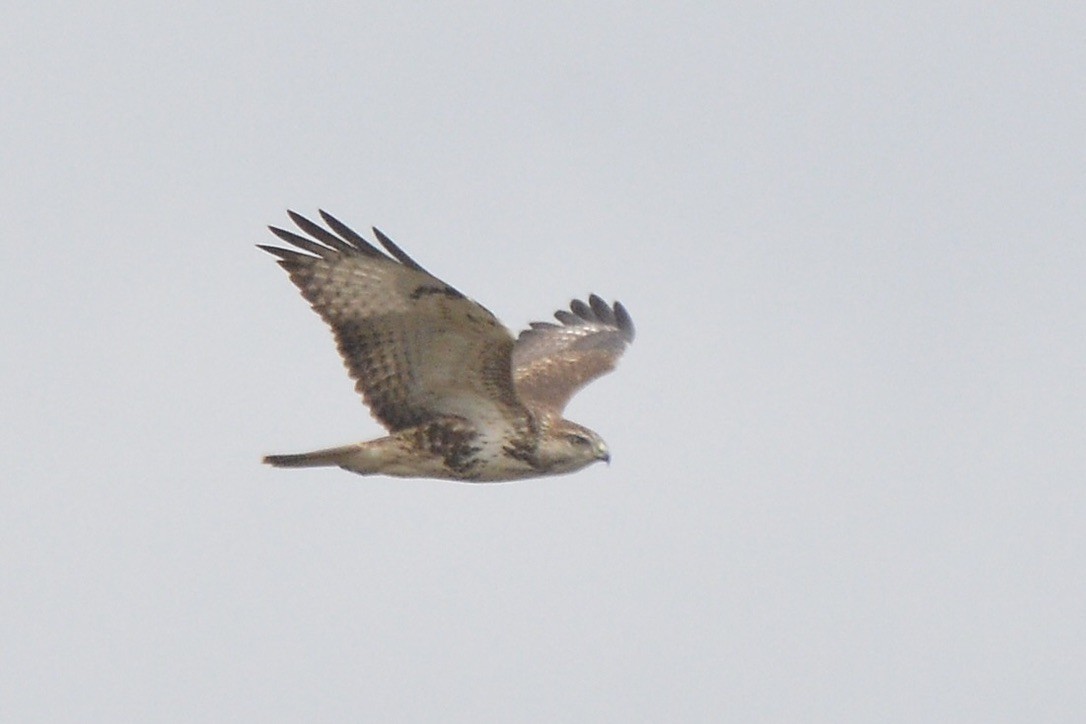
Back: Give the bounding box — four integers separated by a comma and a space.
569, 298, 593, 321
588, 294, 616, 325
613, 301, 634, 341
287, 210, 357, 253
554, 295, 634, 341
372, 227, 427, 272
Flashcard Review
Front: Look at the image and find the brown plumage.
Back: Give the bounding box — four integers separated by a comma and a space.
259, 211, 634, 482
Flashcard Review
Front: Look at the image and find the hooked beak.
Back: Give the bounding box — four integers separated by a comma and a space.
596, 443, 611, 465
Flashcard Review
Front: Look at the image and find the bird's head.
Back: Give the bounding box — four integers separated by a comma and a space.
536, 420, 611, 475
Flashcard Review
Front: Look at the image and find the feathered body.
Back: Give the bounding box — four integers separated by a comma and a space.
259, 211, 633, 482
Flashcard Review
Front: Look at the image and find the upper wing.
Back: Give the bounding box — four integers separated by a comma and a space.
512, 295, 634, 415
260, 211, 527, 432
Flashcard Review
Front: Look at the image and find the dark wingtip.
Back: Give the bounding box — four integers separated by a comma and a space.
267, 224, 292, 241
588, 294, 617, 325
562, 295, 635, 342
318, 210, 383, 255
372, 227, 427, 272
285, 209, 307, 227
285, 210, 357, 253
569, 298, 594, 321
613, 300, 634, 341
265, 226, 333, 258
257, 243, 305, 261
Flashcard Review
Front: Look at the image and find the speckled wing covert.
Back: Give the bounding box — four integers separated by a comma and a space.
259, 211, 528, 432
513, 295, 635, 415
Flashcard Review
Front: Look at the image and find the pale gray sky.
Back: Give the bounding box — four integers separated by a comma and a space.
3, 2, 1084, 721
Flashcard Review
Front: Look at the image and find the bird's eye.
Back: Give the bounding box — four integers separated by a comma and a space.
568, 434, 590, 446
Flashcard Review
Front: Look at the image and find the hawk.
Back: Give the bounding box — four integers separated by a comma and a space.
259, 211, 634, 482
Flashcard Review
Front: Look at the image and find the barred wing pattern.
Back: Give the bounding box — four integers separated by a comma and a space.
513, 295, 635, 415
259, 211, 528, 432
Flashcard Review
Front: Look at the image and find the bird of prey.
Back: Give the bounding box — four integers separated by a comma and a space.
259, 211, 634, 482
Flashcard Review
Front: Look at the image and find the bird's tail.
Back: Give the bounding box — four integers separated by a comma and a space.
263, 443, 364, 470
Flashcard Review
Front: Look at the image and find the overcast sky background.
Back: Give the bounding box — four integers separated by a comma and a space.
3, 2, 1084, 721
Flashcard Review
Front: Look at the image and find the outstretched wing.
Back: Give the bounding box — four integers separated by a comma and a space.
260, 211, 527, 432
512, 295, 634, 415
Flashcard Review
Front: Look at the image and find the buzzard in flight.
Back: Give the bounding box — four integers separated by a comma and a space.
259, 211, 634, 482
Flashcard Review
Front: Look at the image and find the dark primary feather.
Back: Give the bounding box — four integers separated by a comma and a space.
318, 210, 384, 255
569, 299, 592, 320
372, 226, 428, 272
287, 210, 357, 253
266, 226, 334, 258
